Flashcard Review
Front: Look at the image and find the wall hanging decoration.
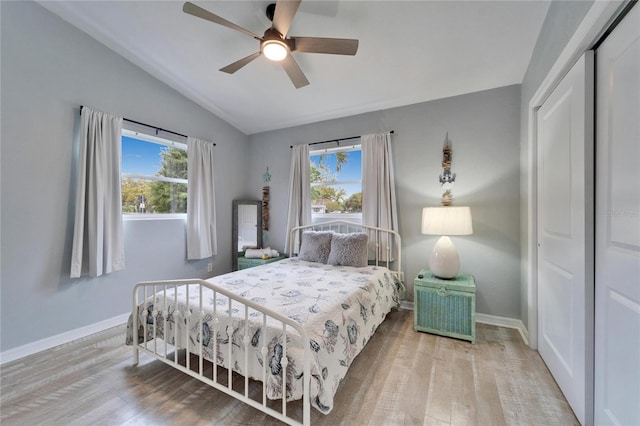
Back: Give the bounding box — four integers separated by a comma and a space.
438, 133, 456, 206
262, 167, 271, 231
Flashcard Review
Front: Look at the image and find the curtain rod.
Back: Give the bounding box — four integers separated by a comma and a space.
290, 130, 395, 149
79, 105, 216, 145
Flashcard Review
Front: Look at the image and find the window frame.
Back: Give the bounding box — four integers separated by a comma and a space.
309, 144, 362, 224
121, 128, 188, 220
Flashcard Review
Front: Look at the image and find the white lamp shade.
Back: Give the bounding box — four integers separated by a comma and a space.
421, 206, 473, 236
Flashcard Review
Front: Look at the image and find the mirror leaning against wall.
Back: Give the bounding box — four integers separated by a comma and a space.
232, 200, 263, 271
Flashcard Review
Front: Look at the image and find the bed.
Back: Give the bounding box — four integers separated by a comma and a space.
126, 221, 403, 425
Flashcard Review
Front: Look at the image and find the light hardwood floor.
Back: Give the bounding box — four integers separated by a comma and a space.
0, 309, 578, 425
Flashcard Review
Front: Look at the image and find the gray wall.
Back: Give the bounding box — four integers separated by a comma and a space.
0, 0, 597, 353
0, 1, 249, 351
248, 85, 522, 319
518, 0, 594, 328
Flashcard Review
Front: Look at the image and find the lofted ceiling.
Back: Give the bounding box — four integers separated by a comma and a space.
39, 1, 550, 135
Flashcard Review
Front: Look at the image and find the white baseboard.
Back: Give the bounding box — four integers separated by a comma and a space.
400, 302, 529, 345
400, 300, 414, 310
0, 313, 130, 365
1, 308, 531, 365
475, 313, 530, 345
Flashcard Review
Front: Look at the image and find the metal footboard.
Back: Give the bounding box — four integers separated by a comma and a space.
132, 279, 311, 426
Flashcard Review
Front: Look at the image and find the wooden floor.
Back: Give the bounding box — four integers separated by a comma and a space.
0, 309, 578, 425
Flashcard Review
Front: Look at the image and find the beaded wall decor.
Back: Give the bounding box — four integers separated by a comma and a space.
438, 133, 456, 206
262, 167, 271, 231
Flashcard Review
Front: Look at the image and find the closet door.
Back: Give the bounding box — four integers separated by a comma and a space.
537, 52, 594, 425
595, 4, 640, 425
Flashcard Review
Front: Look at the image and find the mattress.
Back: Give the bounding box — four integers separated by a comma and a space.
126, 257, 401, 414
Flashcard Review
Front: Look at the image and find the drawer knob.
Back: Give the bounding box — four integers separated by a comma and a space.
437, 287, 448, 297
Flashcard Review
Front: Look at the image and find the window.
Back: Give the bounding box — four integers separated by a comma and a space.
310, 145, 362, 223
121, 129, 187, 216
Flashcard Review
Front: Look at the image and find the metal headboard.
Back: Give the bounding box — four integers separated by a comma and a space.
288, 220, 403, 283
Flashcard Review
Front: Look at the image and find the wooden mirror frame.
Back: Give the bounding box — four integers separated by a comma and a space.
232, 200, 263, 271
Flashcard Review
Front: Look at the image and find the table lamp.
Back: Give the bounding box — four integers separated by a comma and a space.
421, 206, 473, 279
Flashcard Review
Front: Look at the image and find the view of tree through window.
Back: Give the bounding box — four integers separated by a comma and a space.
121, 133, 188, 214
310, 147, 362, 215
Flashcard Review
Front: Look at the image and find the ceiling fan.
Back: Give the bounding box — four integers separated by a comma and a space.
183, 0, 359, 88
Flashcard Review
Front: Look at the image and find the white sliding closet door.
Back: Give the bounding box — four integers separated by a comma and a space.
595, 4, 640, 425
537, 52, 594, 425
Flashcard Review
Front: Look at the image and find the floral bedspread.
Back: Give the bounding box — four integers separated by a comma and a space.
125, 258, 401, 414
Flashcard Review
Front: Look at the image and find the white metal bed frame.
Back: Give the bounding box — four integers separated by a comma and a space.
131, 221, 402, 426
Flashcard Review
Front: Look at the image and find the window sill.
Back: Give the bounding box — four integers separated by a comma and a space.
123, 214, 186, 221
312, 213, 362, 224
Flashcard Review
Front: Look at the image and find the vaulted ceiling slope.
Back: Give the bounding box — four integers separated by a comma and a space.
39, 1, 550, 135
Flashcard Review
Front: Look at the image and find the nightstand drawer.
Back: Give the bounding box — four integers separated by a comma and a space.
414, 270, 476, 343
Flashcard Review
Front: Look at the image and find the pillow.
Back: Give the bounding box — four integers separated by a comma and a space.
327, 232, 368, 267
298, 231, 333, 263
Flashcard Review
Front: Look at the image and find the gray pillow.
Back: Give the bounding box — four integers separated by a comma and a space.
327, 233, 369, 267
298, 231, 333, 263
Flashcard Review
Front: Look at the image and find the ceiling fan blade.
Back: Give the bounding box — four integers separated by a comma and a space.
280, 54, 309, 89
183, 2, 261, 40
219, 52, 262, 74
291, 37, 359, 55
272, 0, 301, 37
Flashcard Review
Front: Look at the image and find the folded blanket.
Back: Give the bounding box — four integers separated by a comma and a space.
244, 247, 280, 259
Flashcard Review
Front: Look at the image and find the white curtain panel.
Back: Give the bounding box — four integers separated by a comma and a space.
285, 144, 311, 253
362, 132, 399, 261
187, 137, 217, 260
70, 107, 124, 278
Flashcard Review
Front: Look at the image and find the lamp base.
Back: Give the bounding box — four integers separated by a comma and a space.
429, 236, 460, 279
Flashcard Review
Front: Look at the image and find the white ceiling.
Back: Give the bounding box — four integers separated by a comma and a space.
39, 1, 550, 135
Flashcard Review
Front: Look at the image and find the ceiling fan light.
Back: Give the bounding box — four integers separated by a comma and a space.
263, 40, 288, 61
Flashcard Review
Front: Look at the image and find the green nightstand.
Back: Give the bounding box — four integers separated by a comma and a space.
237, 255, 286, 270
414, 269, 476, 343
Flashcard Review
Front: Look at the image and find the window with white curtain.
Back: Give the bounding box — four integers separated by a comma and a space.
121, 128, 188, 216
310, 144, 362, 224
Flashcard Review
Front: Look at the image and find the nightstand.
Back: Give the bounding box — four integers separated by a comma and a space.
237, 255, 286, 270
414, 269, 476, 343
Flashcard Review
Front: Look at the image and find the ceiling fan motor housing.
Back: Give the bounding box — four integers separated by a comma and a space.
262, 27, 295, 51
